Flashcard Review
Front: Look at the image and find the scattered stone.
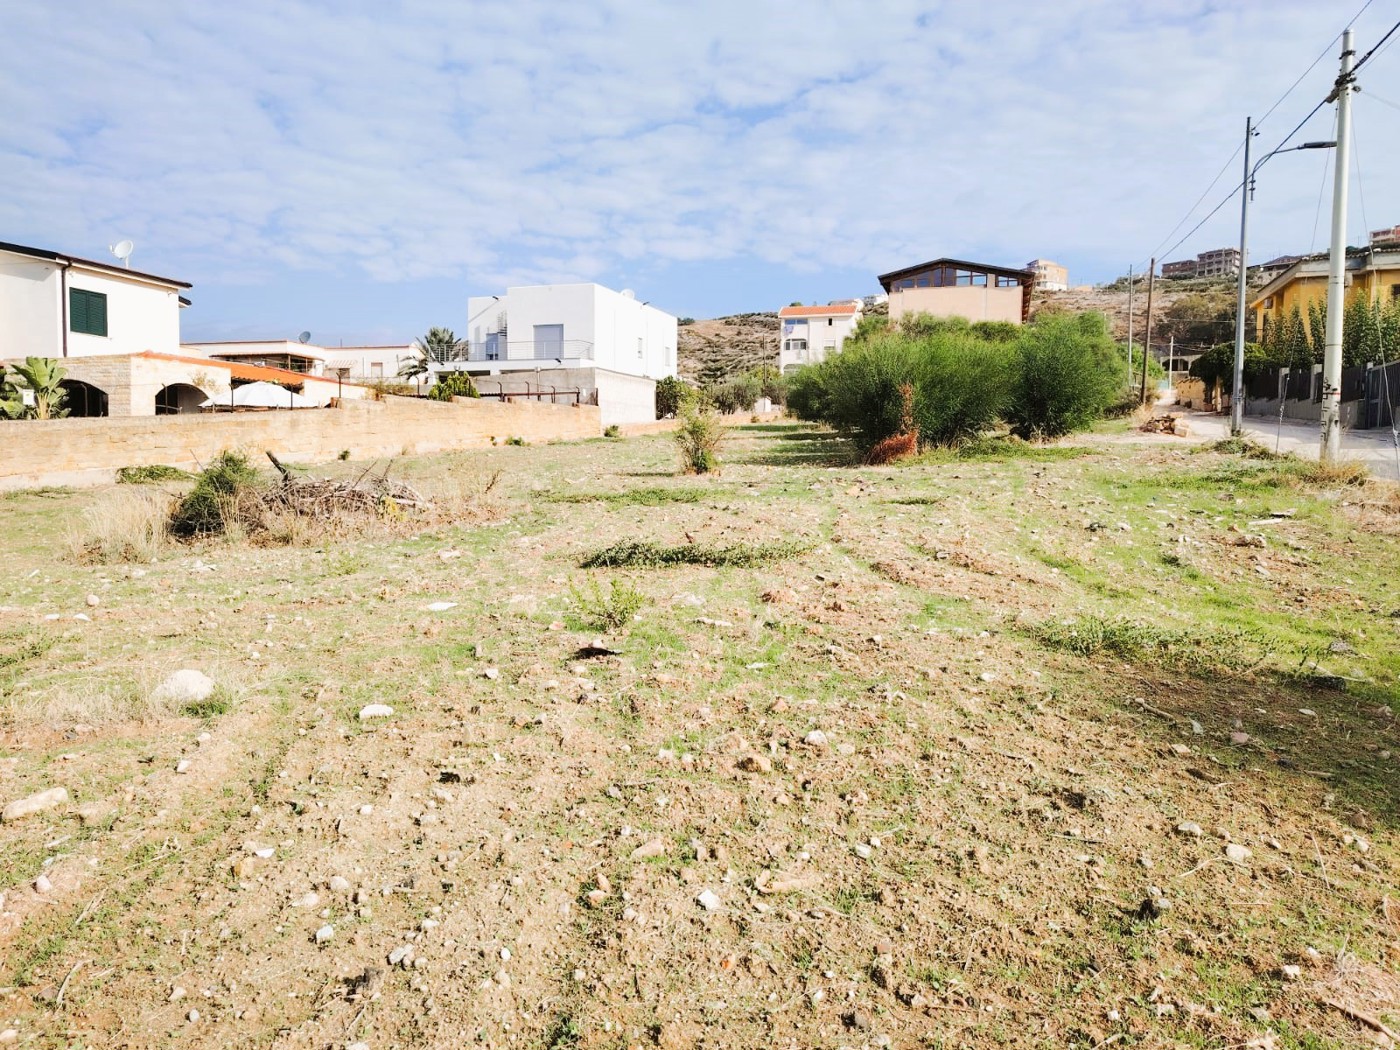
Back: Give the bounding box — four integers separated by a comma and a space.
1140, 895, 1173, 919
0, 1031, 17, 1046
494, 969, 510, 987
315, 924, 334, 944
696, 888, 721, 912
845, 1010, 873, 1032
425, 602, 458, 612
1138, 853, 1154, 869
187, 1010, 199, 1023
358, 704, 394, 720
348, 1043, 370, 1050
1230, 731, 1251, 745
153, 669, 215, 705
585, 889, 608, 908
3, 787, 69, 823
1280, 964, 1303, 980
1169, 743, 1192, 756
630, 838, 666, 861
328, 875, 352, 894
169, 986, 186, 1002
1176, 822, 1204, 838
388, 945, 414, 968
1225, 843, 1252, 863
853, 843, 873, 860
483, 668, 500, 680
33, 874, 53, 894
595, 873, 611, 893
85, 594, 100, 607
738, 754, 773, 774
803, 730, 829, 749
175, 759, 192, 774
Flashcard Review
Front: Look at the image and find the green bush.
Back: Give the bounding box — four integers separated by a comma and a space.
569, 578, 646, 632
784, 365, 832, 423
674, 404, 725, 474
169, 451, 261, 537
655, 376, 693, 419
603, 424, 621, 438
1004, 313, 1122, 440
116, 464, 193, 484
910, 333, 1013, 446
428, 372, 479, 401
707, 374, 761, 415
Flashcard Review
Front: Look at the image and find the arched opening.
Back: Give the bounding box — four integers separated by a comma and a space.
155, 383, 209, 415
60, 380, 109, 417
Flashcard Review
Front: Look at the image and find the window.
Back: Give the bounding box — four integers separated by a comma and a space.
70, 288, 108, 336
784, 339, 807, 354
898, 278, 915, 289
972, 272, 987, 287
827, 317, 833, 326
996, 276, 1019, 288
1391, 284, 1400, 300
370, 362, 383, 378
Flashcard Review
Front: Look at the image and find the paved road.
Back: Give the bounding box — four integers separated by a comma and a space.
1163, 409, 1400, 481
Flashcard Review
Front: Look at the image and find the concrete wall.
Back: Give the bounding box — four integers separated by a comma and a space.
888, 285, 1023, 324
0, 252, 183, 360
472, 367, 656, 426
0, 395, 601, 491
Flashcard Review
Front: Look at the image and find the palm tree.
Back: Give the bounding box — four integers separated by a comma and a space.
4, 357, 69, 419
401, 327, 463, 378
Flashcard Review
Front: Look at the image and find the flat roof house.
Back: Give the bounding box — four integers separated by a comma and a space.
777, 302, 862, 373
438, 282, 679, 425
877, 258, 1035, 325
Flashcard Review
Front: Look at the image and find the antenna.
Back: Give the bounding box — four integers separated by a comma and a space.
109, 240, 134, 269
297, 331, 311, 344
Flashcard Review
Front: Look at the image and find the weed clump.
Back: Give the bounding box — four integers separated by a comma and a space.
581, 538, 811, 569
1204, 437, 1282, 460
116, 464, 193, 484
70, 490, 173, 563
675, 404, 725, 474
547, 487, 706, 508
1030, 615, 1271, 675
569, 578, 646, 631
169, 451, 261, 537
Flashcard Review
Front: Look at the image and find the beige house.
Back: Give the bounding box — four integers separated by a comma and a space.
777, 302, 862, 372
1026, 259, 1068, 291
877, 258, 1034, 324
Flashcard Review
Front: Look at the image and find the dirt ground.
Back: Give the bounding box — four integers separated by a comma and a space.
1, 422, 1398, 1050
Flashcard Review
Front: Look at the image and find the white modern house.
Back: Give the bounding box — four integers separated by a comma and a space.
436, 283, 678, 425
778, 301, 863, 373
0, 240, 189, 361
325, 344, 419, 382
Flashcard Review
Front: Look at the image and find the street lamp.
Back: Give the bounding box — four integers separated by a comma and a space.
1230, 118, 1335, 436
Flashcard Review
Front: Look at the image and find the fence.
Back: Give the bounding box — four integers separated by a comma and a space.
1365, 361, 1400, 430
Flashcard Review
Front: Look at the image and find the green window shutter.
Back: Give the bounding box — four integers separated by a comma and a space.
70, 289, 108, 337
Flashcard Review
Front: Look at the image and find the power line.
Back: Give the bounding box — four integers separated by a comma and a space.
1135, 0, 1376, 273
1351, 16, 1400, 74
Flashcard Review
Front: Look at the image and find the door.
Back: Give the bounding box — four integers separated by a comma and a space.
533, 324, 563, 360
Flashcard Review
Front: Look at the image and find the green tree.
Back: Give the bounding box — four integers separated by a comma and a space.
1158, 289, 1236, 347
1004, 313, 1120, 440
4, 357, 69, 419
654, 376, 693, 419
0, 374, 25, 419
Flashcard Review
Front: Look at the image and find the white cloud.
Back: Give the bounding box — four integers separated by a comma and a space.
2, 0, 1396, 324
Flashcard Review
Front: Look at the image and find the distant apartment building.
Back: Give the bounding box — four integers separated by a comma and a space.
1371, 225, 1400, 248
1161, 247, 1241, 280
1026, 259, 1068, 291
778, 302, 862, 373
877, 257, 1034, 324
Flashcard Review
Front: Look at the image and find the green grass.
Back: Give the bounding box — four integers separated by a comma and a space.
1029, 615, 1273, 675
547, 486, 709, 507
115, 464, 194, 483
581, 539, 813, 569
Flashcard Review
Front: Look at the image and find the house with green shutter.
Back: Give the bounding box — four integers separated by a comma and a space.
0, 239, 191, 360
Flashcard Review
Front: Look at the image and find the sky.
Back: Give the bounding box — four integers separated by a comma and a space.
3, 1, 1398, 345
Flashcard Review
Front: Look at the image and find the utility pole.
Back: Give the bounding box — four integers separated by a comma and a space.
1321, 29, 1355, 463
1126, 265, 1135, 386
1230, 116, 1254, 437
1140, 258, 1156, 404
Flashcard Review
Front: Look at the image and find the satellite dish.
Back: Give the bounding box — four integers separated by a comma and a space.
620, 288, 635, 299
297, 331, 311, 344
109, 240, 134, 268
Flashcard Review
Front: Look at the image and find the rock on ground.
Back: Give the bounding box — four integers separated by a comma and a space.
153, 669, 215, 705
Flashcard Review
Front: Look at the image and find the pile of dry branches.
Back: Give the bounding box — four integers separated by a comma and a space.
264, 451, 430, 516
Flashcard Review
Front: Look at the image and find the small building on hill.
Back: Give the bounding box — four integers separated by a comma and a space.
777, 301, 863, 373
876, 257, 1034, 325
1026, 259, 1069, 291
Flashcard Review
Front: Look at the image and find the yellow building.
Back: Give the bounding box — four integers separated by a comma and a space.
1251, 247, 1400, 333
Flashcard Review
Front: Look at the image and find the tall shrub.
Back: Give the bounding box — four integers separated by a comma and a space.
909, 333, 1012, 445
1005, 313, 1121, 440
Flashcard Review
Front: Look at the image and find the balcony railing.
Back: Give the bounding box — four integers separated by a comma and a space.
429, 339, 595, 364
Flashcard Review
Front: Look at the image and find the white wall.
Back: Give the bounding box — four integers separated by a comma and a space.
324, 345, 416, 379
467, 283, 677, 381
0, 251, 182, 361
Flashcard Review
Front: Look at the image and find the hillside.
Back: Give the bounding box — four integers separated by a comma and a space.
677, 312, 780, 384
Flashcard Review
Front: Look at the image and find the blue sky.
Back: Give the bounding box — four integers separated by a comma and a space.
4, 1, 1397, 344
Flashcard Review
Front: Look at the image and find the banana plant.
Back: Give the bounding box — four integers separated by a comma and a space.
5, 357, 69, 419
